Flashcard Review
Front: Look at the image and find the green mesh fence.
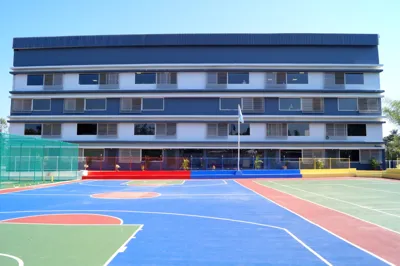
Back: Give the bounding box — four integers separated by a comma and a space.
0, 133, 79, 189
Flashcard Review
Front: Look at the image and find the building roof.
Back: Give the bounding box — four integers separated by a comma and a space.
13, 33, 379, 50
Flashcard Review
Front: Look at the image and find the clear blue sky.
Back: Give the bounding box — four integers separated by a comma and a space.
1, 0, 399, 135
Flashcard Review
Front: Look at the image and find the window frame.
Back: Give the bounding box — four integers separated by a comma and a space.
27, 74, 44, 86
97, 123, 118, 137
142, 98, 164, 111
135, 72, 157, 84
42, 123, 62, 137
82, 148, 105, 162
279, 98, 302, 111
11, 99, 33, 113
141, 149, 163, 162
227, 72, 250, 84
347, 124, 367, 137
229, 123, 251, 136
84, 98, 107, 111
286, 72, 308, 84
77, 123, 98, 136
134, 123, 156, 136
24, 123, 42, 136
287, 123, 310, 136
338, 98, 358, 111
344, 73, 364, 85
219, 98, 241, 111
32, 99, 51, 111
339, 149, 360, 162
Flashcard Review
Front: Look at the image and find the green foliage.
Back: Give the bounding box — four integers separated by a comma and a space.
0, 118, 7, 133
316, 159, 324, 169
383, 99, 400, 127
384, 130, 400, 160
181, 158, 190, 170
255, 155, 263, 169
370, 158, 379, 170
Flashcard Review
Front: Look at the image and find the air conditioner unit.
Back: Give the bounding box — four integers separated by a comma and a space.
325, 136, 330, 140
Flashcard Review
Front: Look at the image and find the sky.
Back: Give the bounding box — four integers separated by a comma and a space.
0, 0, 399, 135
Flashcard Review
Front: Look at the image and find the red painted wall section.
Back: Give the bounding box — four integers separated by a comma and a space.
83, 171, 190, 180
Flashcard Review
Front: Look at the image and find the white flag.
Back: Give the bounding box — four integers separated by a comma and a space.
238, 105, 244, 123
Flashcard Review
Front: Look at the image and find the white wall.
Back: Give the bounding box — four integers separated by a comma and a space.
8, 124, 24, 135
346, 124, 382, 142
13, 75, 42, 91
345, 73, 380, 90
178, 72, 206, 90
177, 123, 206, 140
119, 73, 135, 90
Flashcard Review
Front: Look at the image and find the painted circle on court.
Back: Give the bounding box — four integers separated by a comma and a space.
1, 214, 122, 225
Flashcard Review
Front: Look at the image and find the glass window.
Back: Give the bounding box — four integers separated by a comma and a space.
79, 74, 99, 85
288, 123, 310, 136
345, 73, 364, 84
287, 72, 308, 84
220, 98, 241, 110
85, 99, 106, 110
279, 98, 301, 111
142, 98, 163, 110
347, 124, 366, 136
228, 72, 249, 84
134, 124, 155, 135
24, 124, 42, 135
142, 149, 163, 160
338, 98, 358, 111
27, 75, 44, 86
77, 124, 98, 135
32, 99, 51, 111
340, 150, 360, 162
135, 73, 156, 84
280, 150, 302, 160
83, 149, 104, 158
229, 124, 250, 136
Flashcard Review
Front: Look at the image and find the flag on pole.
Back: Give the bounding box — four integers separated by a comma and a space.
238, 104, 244, 123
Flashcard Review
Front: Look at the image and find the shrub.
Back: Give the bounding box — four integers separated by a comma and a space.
316, 159, 324, 169
255, 155, 263, 169
181, 158, 190, 170
370, 158, 379, 170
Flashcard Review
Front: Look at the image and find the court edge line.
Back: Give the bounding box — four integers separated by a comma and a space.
79, 179, 226, 188
0, 209, 331, 265
0, 213, 123, 225
6, 193, 254, 197
268, 181, 400, 221
103, 224, 144, 266
235, 180, 393, 266
336, 184, 400, 196
258, 181, 400, 235
0, 253, 24, 266
0, 179, 80, 194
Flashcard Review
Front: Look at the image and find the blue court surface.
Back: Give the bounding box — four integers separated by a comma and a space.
0, 180, 389, 265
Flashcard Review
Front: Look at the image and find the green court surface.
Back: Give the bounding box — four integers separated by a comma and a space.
127, 180, 185, 186
257, 179, 400, 233
0, 180, 60, 189
0, 224, 141, 266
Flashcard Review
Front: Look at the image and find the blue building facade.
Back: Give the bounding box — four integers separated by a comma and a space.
9, 34, 385, 170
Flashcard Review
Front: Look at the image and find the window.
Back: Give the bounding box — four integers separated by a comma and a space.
340, 150, 360, 162
156, 123, 176, 136
207, 123, 228, 137
266, 123, 288, 137
32, 99, 51, 111
360, 150, 382, 164
288, 124, 309, 136
83, 149, 104, 159
12, 99, 32, 112
228, 72, 249, 84
338, 98, 358, 111
242, 98, 264, 113
79, 74, 99, 85
358, 98, 380, 112
27, 75, 43, 86
97, 124, 118, 136
44, 74, 63, 86
64, 99, 84, 113
77, 124, 98, 135
99, 73, 118, 85
287, 72, 308, 84
142, 98, 164, 111
266, 72, 286, 85
85, 99, 106, 111
347, 124, 366, 136
345, 73, 364, 84
280, 150, 302, 160
279, 98, 301, 111
220, 98, 241, 110
135, 73, 156, 84
229, 124, 250, 136
335, 73, 345, 84
120, 98, 141, 113
326, 124, 346, 137
207, 72, 228, 85
42, 124, 61, 136
157, 72, 177, 84
302, 98, 324, 112
134, 124, 155, 135
119, 149, 141, 163
142, 149, 163, 161
24, 124, 42, 135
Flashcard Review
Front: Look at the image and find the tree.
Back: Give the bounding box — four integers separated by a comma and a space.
384, 130, 400, 160
0, 118, 7, 133
383, 99, 400, 127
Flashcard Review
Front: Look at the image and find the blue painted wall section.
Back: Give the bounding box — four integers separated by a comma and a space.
190, 170, 302, 179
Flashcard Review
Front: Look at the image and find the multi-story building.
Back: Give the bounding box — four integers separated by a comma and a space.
8, 34, 384, 170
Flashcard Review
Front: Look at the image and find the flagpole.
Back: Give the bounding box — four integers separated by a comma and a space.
237, 104, 241, 171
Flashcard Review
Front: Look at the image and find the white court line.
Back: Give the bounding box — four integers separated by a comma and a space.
268, 181, 400, 220
78, 179, 227, 188
4, 192, 254, 197
235, 181, 393, 266
0, 209, 331, 265
0, 213, 124, 225
104, 224, 143, 266
0, 180, 79, 194
0, 253, 24, 266
335, 184, 400, 196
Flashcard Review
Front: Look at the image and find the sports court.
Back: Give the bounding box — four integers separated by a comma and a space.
1, 177, 399, 265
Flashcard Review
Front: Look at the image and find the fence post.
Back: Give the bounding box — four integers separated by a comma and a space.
348, 156, 351, 169
221, 156, 224, 170
298, 158, 301, 170
329, 158, 332, 169
253, 156, 255, 169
